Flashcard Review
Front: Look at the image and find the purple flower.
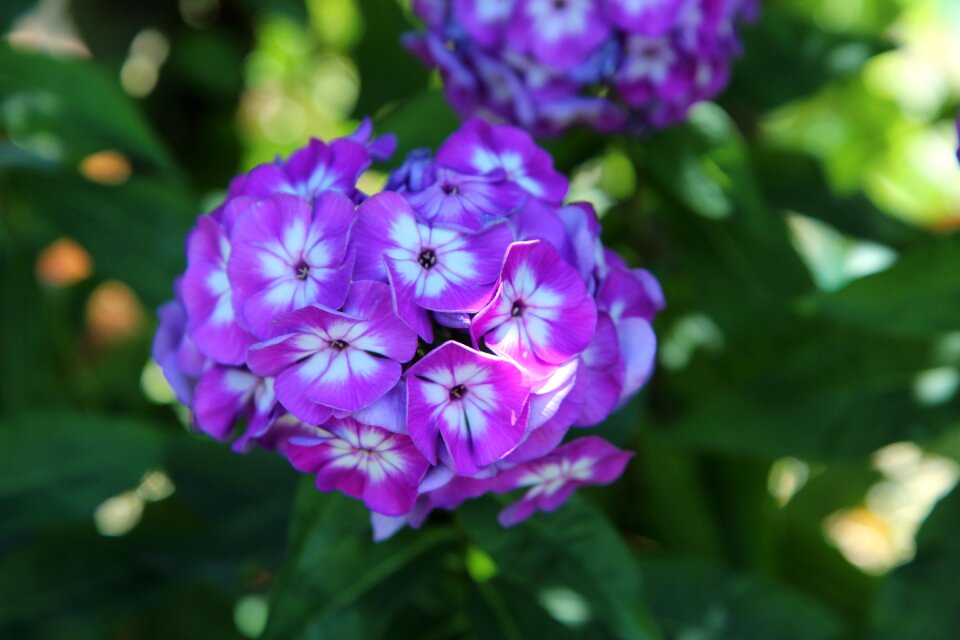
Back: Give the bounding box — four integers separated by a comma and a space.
352, 192, 512, 320
436, 118, 568, 203
494, 436, 633, 526
407, 0, 756, 135
227, 193, 355, 338
406, 341, 530, 475
232, 137, 371, 203
472, 240, 597, 377
405, 167, 527, 230
286, 418, 429, 516
247, 281, 418, 418
608, 0, 684, 36
507, 0, 610, 71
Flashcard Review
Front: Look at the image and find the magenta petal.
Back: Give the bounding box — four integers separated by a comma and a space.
607, 0, 683, 36
193, 366, 258, 440
352, 192, 419, 281
497, 497, 538, 527
495, 436, 633, 525
406, 341, 530, 475
182, 217, 254, 365
575, 314, 626, 426
386, 262, 435, 342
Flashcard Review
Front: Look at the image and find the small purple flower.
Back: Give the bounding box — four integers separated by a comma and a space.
405, 167, 527, 230
286, 418, 429, 516
227, 193, 355, 338
406, 341, 530, 475
608, 0, 683, 36
494, 436, 633, 526
453, 0, 515, 48
247, 281, 418, 418
507, 0, 610, 71
472, 240, 597, 377
233, 137, 371, 203
351, 193, 512, 343
436, 118, 568, 204
407, 0, 755, 135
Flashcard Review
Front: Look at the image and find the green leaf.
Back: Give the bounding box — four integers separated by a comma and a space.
0, 0, 36, 34
868, 488, 960, 639
459, 497, 662, 639
664, 322, 960, 460
3, 169, 197, 307
805, 236, 960, 339
727, 5, 891, 111
639, 556, 846, 640
0, 412, 165, 534
351, 0, 429, 118
377, 91, 460, 166
626, 103, 813, 340
0, 44, 175, 170
263, 484, 459, 639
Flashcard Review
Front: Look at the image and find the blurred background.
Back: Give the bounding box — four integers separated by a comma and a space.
2, 0, 960, 638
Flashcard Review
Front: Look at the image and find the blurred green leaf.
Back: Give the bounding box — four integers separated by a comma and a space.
727, 5, 891, 111
377, 91, 459, 165
0, 44, 174, 170
0, 0, 35, 34
664, 322, 959, 460
4, 169, 196, 307
805, 236, 960, 339
628, 103, 813, 339
264, 484, 459, 639
868, 488, 960, 639
639, 556, 846, 640
459, 497, 663, 639
351, 0, 429, 118
0, 412, 165, 534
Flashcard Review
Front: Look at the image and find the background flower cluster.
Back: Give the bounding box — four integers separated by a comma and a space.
407, 0, 758, 135
154, 118, 662, 536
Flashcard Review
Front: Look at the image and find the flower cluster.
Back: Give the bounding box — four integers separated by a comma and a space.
153, 118, 663, 537
407, 0, 757, 136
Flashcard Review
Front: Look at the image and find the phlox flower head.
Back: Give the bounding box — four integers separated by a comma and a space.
153, 118, 663, 537
406, 0, 757, 135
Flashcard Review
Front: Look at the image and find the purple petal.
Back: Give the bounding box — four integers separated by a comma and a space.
290, 418, 429, 516
607, 0, 683, 36
574, 313, 626, 426
193, 365, 259, 440
616, 316, 657, 403
352, 191, 420, 281
507, 0, 610, 70
436, 118, 568, 204
182, 216, 254, 365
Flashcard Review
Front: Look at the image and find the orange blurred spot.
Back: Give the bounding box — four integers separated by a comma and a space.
80, 151, 132, 186
86, 280, 145, 345
36, 237, 93, 286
